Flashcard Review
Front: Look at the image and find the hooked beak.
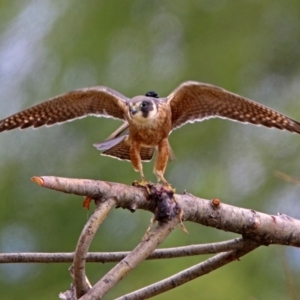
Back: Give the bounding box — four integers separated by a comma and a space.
130, 106, 138, 115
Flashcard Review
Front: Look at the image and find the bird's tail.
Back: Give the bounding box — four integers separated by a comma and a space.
93, 135, 155, 162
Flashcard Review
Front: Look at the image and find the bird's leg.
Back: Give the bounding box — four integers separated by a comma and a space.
154, 138, 175, 192
130, 142, 150, 192
154, 138, 185, 229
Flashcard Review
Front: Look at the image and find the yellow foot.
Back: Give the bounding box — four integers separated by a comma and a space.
161, 181, 176, 194
160, 182, 177, 203
160, 184, 187, 232
132, 179, 151, 194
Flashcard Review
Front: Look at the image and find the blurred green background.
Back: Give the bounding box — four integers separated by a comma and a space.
0, 1, 300, 299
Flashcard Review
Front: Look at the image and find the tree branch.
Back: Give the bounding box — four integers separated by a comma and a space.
32, 176, 300, 247
27, 176, 300, 299
115, 238, 259, 300
80, 210, 180, 300
0, 237, 246, 263
72, 197, 117, 298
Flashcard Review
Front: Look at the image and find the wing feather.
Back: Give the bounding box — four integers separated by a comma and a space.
168, 81, 300, 133
0, 86, 129, 132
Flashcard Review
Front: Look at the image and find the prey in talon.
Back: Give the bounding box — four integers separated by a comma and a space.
1, 82, 300, 188
144, 184, 187, 235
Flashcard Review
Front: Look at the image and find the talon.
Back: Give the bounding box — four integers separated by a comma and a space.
161, 182, 177, 199
156, 169, 175, 191
132, 179, 151, 194
165, 189, 186, 232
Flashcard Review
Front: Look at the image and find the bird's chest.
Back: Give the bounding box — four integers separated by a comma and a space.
128, 108, 171, 146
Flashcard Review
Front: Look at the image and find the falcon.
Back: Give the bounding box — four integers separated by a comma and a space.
1, 81, 300, 186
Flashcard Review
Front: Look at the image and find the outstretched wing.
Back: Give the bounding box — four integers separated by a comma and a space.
167, 81, 300, 133
0, 86, 129, 132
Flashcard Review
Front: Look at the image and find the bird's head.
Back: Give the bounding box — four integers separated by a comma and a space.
128, 92, 159, 122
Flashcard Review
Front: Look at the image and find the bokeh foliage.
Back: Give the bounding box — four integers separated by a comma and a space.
0, 1, 300, 299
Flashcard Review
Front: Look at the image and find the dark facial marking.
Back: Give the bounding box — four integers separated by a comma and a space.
145, 91, 159, 98
140, 100, 154, 118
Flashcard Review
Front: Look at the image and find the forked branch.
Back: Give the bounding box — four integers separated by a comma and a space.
31, 176, 300, 247
29, 176, 300, 299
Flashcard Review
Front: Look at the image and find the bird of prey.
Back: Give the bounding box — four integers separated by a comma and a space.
1, 81, 300, 187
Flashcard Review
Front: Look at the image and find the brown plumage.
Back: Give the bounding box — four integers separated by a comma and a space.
1, 81, 300, 185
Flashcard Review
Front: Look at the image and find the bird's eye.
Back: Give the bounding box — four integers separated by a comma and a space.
140, 101, 148, 108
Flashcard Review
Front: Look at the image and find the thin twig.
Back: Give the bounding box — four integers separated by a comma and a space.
278, 247, 298, 300
73, 197, 117, 298
0, 238, 245, 263
31, 176, 150, 212
80, 216, 181, 300
116, 238, 259, 299
275, 170, 300, 187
